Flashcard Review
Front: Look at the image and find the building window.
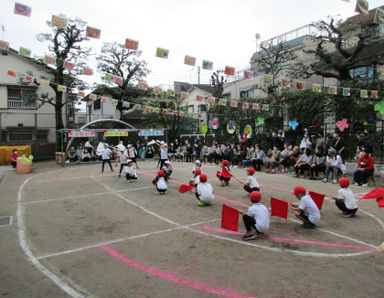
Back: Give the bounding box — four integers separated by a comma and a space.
349, 65, 374, 79
188, 105, 194, 113
240, 89, 254, 99
222, 93, 231, 100
93, 98, 101, 110
8, 131, 33, 142
7, 87, 37, 109
36, 131, 48, 142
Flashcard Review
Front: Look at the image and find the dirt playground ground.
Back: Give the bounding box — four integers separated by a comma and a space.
0, 160, 383, 297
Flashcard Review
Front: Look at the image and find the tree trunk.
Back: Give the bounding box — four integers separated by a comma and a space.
55, 93, 65, 151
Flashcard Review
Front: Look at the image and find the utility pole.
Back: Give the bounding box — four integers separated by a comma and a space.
197, 66, 201, 84
1, 25, 5, 40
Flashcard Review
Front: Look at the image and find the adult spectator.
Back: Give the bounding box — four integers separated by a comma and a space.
251, 145, 267, 171
310, 146, 326, 180
222, 144, 233, 165
323, 149, 342, 184
299, 129, 312, 150
353, 148, 374, 186
270, 131, 283, 150
315, 132, 326, 153
330, 131, 346, 161
266, 146, 281, 174
358, 129, 374, 154
280, 144, 293, 172
295, 148, 313, 177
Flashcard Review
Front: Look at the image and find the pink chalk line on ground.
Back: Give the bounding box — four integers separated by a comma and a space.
139, 171, 248, 207
100, 244, 255, 298
196, 226, 375, 251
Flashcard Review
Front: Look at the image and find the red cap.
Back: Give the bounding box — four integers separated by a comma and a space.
339, 177, 350, 188
247, 167, 255, 175
194, 169, 201, 175
222, 160, 229, 166
157, 170, 165, 177
291, 186, 306, 196
199, 174, 207, 182
250, 191, 263, 202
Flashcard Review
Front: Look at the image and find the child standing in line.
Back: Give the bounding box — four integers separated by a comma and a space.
330, 177, 358, 217
152, 170, 168, 195
239, 191, 270, 241
189, 168, 201, 187
237, 167, 260, 194
195, 174, 214, 206
125, 160, 138, 183
192, 160, 202, 175
289, 186, 321, 228
162, 160, 173, 180
216, 160, 231, 186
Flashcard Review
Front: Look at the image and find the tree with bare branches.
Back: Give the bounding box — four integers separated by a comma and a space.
210, 71, 226, 98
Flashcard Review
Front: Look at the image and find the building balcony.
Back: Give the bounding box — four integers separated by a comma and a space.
7, 99, 37, 109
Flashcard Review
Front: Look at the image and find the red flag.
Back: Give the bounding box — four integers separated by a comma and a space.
221, 204, 239, 231
221, 166, 232, 179
7, 70, 17, 77
359, 187, 384, 208
178, 184, 195, 193
270, 197, 288, 219
309, 191, 325, 210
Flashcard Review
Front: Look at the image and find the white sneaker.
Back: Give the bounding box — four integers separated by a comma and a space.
155, 191, 160, 195
322, 178, 328, 183
354, 182, 359, 186
362, 183, 368, 187
333, 179, 337, 184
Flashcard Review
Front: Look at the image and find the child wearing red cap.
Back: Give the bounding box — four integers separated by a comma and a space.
289, 186, 321, 228
330, 177, 358, 217
237, 167, 260, 194
239, 191, 270, 240
189, 168, 201, 187
216, 160, 231, 186
195, 174, 214, 206
152, 170, 167, 195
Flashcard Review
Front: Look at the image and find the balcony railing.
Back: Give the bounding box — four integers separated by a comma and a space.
8, 99, 37, 109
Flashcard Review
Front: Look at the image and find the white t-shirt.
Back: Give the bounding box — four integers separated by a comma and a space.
326, 155, 342, 168
191, 175, 200, 185
118, 151, 128, 163
160, 146, 168, 159
128, 148, 136, 158
247, 176, 259, 189
101, 148, 112, 160
338, 188, 358, 210
156, 177, 167, 190
125, 166, 137, 177
247, 203, 270, 234
196, 182, 214, 204
299, 195, 321, 225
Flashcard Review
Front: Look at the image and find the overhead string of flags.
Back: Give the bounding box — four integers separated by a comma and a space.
2, 1, 384, 116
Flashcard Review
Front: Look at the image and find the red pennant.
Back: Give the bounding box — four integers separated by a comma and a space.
221, 204, 239, 231
220, 166, 232, 179
308, 191, 325, 210
270, 197, 288, 219
178, 184, 195, 193
359, 187, 384, 208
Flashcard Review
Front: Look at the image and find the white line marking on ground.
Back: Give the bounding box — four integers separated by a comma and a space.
37, 219, 219, 260
17, 175, 86, 298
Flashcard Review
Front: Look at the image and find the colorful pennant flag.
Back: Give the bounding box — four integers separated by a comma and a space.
153, 86, 162, 95
44, 55, 56, 65
262, 104, 269, 111
138, 80, 148, 91
342, 88, 351, 97
57, 85, 67, 92
360, 90, 368, 98
89, 93, 96, 101
355, 0, 369, 15
374, 8, 384, 25
78, 91, 85, 97
113, 76, 123, 85
7, 70, 17, 77
231, 100, 238, 108
218, 99, 226, 106
86, 26, 101, 39
244, 71, 253, 79
252, 103, 260, 110
180, 92, 189, 100
197, 113, 203, 119
336, 118, 349, 132
24, 75, 34, 83
14, 2, 32, 17
225, 66, 235, 76
196, 95, 204, 102
221, 204, 239, 232
371, 90, 379, 99
202, 60, 213, 70
125, 38, 139, 50
295, 81, 305, 90
101, 97, 108, 103
63, 61, 74, 71
134, 104, 142, 110
82, 67, 93, 76
308, 191, 325, 211
207, 97, 215, 104
270, 198, 288, 219
122, 101, 130, 108
153, 107, 160, 113
51, 15, 68, 29
105, 73, 114, 82
0, 40, 10, 51
312, 84, 321, 93
156, 47, 169, 59
263, 74, 273, 84
242, 102, 250, 110
281, 79, 291, 87
167, 89, 175, 97
19, 47, 31, 57
40, 79, 49, 86
328, 86, 338, 95
111, 99, 118, 105
179, 111, 185, 117
162, 109, 168, 115
173, 111, 178, 116
184, 55, 196, 66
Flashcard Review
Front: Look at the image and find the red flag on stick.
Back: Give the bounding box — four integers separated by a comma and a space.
309, 191, 325, 210
270, 197, 288, 219
359, 187, 384, 208
221, 204, 239, 231
178, 184, 195, 193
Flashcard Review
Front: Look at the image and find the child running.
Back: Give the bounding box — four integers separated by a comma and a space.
125, 160, 138, 182
237, 167, 260, 194
289, 186, 321, 228
216, 160, 231, 186
152, 170, 167, 195
162, 160, 173, 180
330, 177, 358, 217
189, 168, 201, 187
195, 174, 214, 206
238, 191, 270, 241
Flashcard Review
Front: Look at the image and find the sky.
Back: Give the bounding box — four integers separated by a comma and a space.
1, 0, 384, 90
